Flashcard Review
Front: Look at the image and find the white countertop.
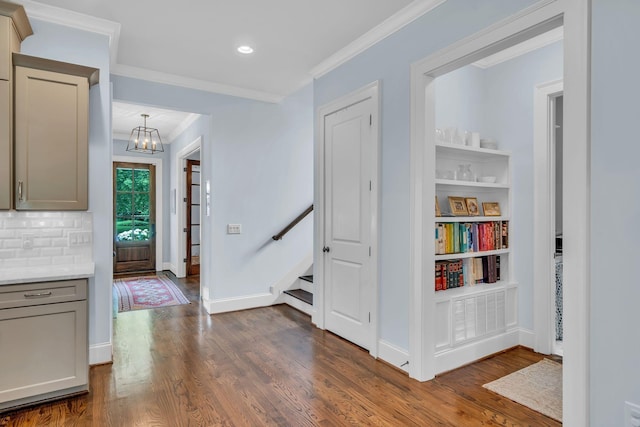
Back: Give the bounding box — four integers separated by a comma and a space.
0, 263, 95, 286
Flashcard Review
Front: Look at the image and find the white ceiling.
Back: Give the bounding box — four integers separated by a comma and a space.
15, 0, 448, 143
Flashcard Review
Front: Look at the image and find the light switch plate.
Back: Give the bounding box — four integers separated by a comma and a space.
625, 401, 640, 427
227, 224, 242, 234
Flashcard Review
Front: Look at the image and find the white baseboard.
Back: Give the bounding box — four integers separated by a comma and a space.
89, 342, 112, 365
435, 328, 520, 374
378, 339, 410, 373
518, 328, 535, 349
282, 293, 314, 316
162, 262, 173, 272
204, 292, 274, 314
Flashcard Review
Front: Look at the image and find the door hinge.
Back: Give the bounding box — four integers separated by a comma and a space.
369, 312, 371, 323
369, 180, 372, 191
183, 258, 187, 263
183, 228, 188, 232
369, 114, 372, 126
369, 246, 372, 257
184, 167, 187, 172
184, 197, 187, 202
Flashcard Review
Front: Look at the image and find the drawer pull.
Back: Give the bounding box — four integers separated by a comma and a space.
24, 291, 53, 298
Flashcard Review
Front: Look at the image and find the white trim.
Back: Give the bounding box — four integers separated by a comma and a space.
310, 0, 446, 78
519, 328, 536, 349
112, 155, 164, 273
298, 278, 313, 294
472, 26, 563, 69
533, 79, 563, 355
19, 0, 121, 69
89, 342, 112, 365
409, 0, 565, 381
111, 64, 282, 104
562, 0, 591, 424
162, 262, 173, 271
167, 114, 201, 142
175, 137, 202, 278
378, 340, 410, 373
435, 329, 521, 374
314, 81, 380, 358
203, 293, 273, 314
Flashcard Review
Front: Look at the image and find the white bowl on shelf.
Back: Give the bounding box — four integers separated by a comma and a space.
480, 139, 498, 150
479, 176, 497, 183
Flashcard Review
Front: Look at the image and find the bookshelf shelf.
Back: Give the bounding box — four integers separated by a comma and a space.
435, 179, 509, 189
435, 142, 510, 159
434, 248, 509, 262
434, 280, 514, 302
436, 216, 509, 223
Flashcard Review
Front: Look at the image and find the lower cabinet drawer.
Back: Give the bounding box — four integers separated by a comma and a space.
0, 279, 87, 309
0, 300, 88, 407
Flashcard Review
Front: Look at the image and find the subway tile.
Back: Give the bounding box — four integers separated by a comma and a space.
52, 255, 75, 265
51, 238, 70, 247
9, 258, 28, 268
0, 250, 16, 259
27, 257, 52, 267
0, 230, 16, 238
40, 247, 64, 257
2, 239, 22, 249
40, 229, 63, 238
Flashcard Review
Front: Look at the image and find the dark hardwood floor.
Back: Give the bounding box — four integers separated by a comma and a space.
1, 273, 561, 426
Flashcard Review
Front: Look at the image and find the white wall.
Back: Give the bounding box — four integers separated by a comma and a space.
591, 0, 640, 424
20, 19, 112, 363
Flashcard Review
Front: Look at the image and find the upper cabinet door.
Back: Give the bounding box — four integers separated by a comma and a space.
0, 80, 11, 210
14, 65, 90, 210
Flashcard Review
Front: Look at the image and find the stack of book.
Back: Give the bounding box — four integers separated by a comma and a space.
435, 255, 501, 291
435, 221, 508, 255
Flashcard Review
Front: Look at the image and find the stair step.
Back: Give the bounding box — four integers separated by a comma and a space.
283, 289, 313, 305
299, 275, 313, 283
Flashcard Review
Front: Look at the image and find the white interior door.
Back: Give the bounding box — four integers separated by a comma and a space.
323, 98, 374, 350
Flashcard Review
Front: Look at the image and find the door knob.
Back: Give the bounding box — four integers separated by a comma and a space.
322, 246, 330, 253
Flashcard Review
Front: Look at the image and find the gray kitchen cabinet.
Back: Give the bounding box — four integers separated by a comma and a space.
13, 54, 98, 211
0, 279, 88, 412
0, 3, 32, 210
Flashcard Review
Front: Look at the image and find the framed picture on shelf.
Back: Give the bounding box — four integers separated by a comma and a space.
448, 196, 468, 216
465, 197, 479, 216
482, 202, 501, 216
435, 196, 441, 217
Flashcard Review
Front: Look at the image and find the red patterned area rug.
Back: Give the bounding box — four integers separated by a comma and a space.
113, 275, 190, 312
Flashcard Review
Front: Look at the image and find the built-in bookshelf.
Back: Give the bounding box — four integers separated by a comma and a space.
431, 142, 517, 362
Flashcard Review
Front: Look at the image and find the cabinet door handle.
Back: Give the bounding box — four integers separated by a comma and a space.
24, 291, 53, 298
18, 181, 23, 201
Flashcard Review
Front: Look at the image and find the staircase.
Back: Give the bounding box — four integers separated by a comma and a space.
283, 274, 313, 315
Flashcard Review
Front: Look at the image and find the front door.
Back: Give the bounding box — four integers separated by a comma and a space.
323, 97, 374, 350
113, 162, 156, 274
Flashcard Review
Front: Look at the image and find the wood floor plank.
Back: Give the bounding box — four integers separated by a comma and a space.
0, 273, 562, 426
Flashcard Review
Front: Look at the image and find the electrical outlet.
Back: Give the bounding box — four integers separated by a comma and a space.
625, 401, 640, 427
227, 224, 242, 234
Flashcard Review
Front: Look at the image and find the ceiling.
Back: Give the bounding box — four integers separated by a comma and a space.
16, 0, 446, 143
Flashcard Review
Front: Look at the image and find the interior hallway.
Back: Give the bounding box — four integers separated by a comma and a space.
1, 274, 560, 426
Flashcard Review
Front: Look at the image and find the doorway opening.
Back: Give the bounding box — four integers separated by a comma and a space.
113, 161, 156, 274
186, 156, 201, 276
552, 94, 563, 356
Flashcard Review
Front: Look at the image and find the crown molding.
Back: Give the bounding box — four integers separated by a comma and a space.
310, 0, 446, 79
111, 64, 282, 103
167, 113, 201, 142
472, 25, 563, 69
18, 0, 121, 68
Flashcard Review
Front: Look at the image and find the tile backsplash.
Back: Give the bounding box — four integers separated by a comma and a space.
0, 211, 93, 269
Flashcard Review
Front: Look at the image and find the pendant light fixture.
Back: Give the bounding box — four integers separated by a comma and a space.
126, 113, 164, 154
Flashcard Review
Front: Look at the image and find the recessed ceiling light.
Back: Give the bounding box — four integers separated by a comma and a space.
237, 45, 254, 54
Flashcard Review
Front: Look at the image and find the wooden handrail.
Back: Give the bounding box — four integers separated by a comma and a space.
272, 204, 313, 241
